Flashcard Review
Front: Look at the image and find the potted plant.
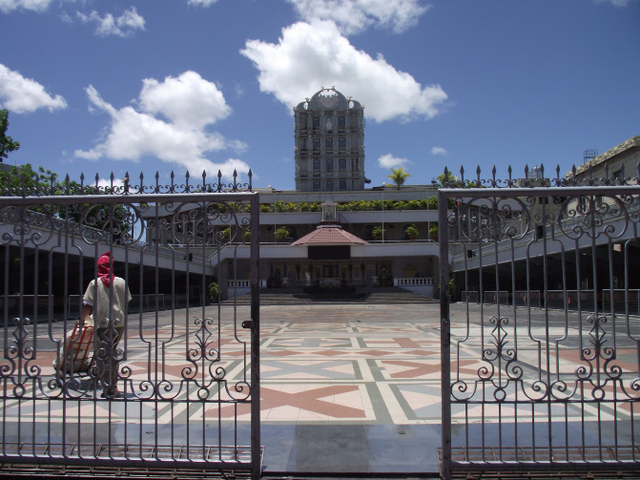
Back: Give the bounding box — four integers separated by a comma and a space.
429, 224, 439, 241
219, 227, 231, 242
244, 228, 251, 242
275, 226, 290, 242
372, 225, 386, 240
208, 282, 219, 303
405, 224, 419, 240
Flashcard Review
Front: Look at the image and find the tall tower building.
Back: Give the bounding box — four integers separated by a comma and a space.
294, 87, 367, 192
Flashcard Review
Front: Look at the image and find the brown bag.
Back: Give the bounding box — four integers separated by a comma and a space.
53, 318, 94, 373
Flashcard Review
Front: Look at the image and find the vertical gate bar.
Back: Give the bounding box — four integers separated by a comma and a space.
509, 235, 518, 463
30, 242, 39, 458
626, 235, 639, 463
573, 236, 587, 461
153, 202, 162, 461
245, 193, 261, 479
215, 240, 223, 462
199, 203, 207, 462
607, 240, 620, 459
123, 238, 131, 460
491, 202, 503, 462
1, 240, 7, 457
250, 193, 261, 480
438, 190, 452, 480
541, 198, 553, 462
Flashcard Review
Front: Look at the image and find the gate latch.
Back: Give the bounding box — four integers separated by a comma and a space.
242, 320, 253, 329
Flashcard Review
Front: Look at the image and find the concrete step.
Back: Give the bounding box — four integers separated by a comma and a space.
222, 287, 437, 305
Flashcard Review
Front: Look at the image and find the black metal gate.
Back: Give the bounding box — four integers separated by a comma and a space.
439, 166, 640, 479
0, 172, 261, 479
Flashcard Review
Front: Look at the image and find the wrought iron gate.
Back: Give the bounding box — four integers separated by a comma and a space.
0, 172, 261, 479
439, 167, 640, 479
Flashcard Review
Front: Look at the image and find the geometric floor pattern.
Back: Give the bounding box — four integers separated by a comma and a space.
3, 302, 637, 427
0, 303, 445, 427
258, 303, 443, 425
2, 301, 638, 475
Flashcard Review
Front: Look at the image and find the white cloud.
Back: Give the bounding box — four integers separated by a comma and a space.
594, 0, 632, 6
139, 71, 230, 128
96, 177, 126, 190
378, 153, 409, 169
0, 63, 67, 113
187, 0, 220, 6
75, 72, 250, 179
76, 7, 145, 37
0, 0, 53, 13
287, 0, 430, 35
431, 146, 447, 156
241, 21, 447, 123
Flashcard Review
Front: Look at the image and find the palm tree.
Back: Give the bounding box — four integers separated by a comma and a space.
388, 167, 411, 189
436, 168, 459, 187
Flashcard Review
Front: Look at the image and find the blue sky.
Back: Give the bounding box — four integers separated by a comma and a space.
1, 0, 638, 191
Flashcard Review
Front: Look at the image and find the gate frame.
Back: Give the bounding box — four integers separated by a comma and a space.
439, 182, 640, 479
0, 187, 262, 480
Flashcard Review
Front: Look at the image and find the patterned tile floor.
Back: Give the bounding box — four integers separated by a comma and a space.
257, 303, 443, 426
3, 301, 638, 474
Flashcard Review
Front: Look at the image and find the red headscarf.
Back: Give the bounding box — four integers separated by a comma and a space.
97, 252, 115, 287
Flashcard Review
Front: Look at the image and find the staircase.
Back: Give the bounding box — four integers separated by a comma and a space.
222, 287, 437, 305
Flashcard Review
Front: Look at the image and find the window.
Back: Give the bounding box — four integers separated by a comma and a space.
352, 159, 359, 172
339, 180, 347, 191
312, 117, 320, 128
326, 159, 333, 171
339, 158, 346, 170
313, 138, 320, 151
338, 116, 345, 127
338, 137, 346, 150
325, 137, 333, 149
313, 159, 320, 171
313, 180, 321, 191
326, 180, 333, 191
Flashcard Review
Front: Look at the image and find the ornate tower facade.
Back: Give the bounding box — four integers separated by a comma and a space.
294, 87, 367, 192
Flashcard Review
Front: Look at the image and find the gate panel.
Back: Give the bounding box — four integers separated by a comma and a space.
439, 170, 640, 478
0, 174, 261, 478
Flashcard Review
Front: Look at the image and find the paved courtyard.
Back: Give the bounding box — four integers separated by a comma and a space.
258, 302, 443, 426
1, 300, 637, 476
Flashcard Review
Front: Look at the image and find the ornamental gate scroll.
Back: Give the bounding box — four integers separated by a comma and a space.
438, 166, 640, 479
0, 172, 262, 479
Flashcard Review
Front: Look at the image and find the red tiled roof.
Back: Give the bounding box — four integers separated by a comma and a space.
292, 225, 368, 246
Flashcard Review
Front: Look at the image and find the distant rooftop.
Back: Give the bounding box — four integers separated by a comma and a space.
570, 135, 640, 177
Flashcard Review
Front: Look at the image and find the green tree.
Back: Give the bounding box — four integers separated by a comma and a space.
388, 167, 411, 189
435, 168, 460, 187
0, 163, 135, 243
0, 163, 57, 194
0, 110, 20, 161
